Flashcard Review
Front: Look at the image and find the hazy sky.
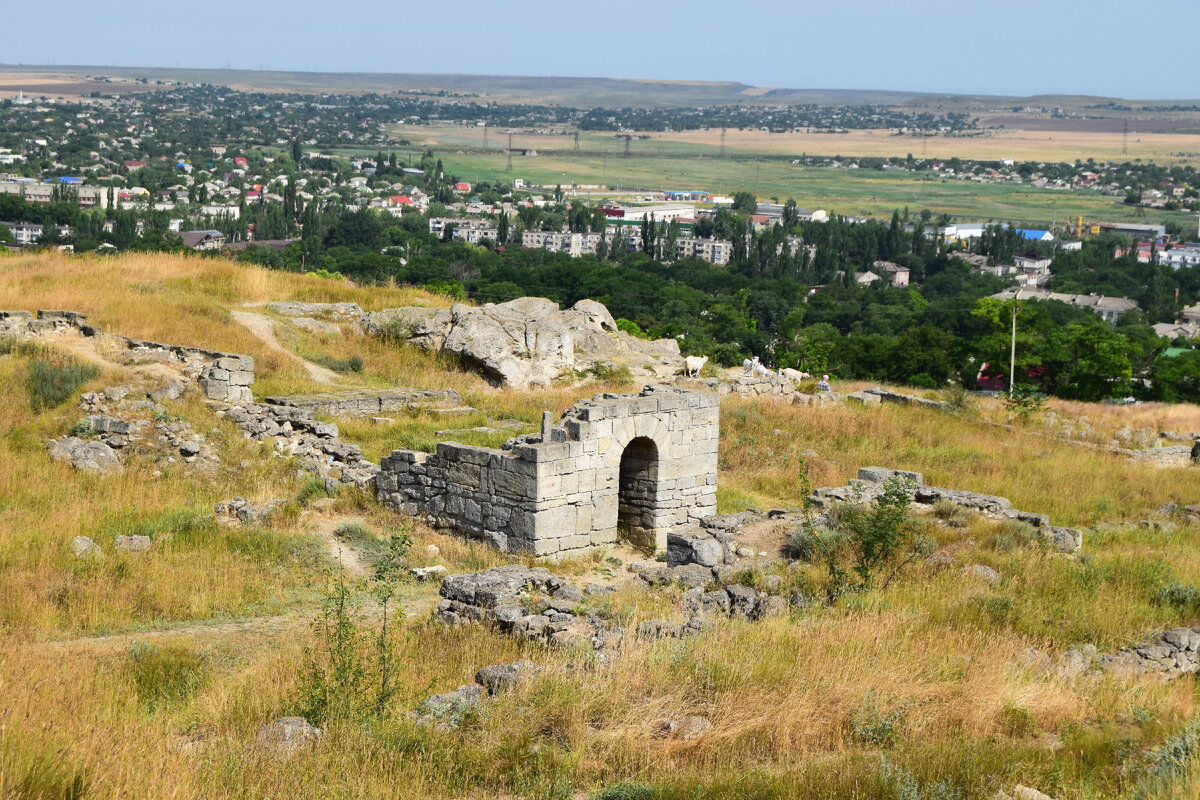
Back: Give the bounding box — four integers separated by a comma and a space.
3, 0, 1194, 99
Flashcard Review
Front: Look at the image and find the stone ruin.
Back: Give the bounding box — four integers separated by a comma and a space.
1, 309, 255, 404
376, 385, 719, 559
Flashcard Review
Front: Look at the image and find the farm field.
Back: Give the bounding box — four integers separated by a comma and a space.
408, 122, 1200, 169
418, 150, 1175, 226
387, 123, 1200, 225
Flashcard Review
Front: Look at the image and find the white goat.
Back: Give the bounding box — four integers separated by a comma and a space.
682, 355, 709, 377
752, 361, 771, 378
743, 356, 761, 375
779, 367, 810, 384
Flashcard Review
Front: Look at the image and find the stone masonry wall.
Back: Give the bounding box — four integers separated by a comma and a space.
264, 388, 462, 418
376, 385, 719, 559
0, 309, 255, 404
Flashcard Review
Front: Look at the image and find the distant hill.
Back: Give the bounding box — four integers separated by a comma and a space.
1, 64, 1197, 116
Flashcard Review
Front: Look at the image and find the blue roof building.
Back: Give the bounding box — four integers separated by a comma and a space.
1016, 228, 1054, 241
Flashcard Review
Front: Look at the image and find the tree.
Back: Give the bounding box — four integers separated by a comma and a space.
732, 191, 758, 214
1056, 324, 1133, 401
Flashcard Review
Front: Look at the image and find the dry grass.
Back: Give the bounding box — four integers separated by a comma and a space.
3, 251, 1200, 798
417, 121, 1200, 167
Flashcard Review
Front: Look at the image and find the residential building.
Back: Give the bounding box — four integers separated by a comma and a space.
429, 217, 496, 237
451, 225, 498, 245
178, 230, 225, 250
1, 222, 71, 245
872, 260, 911, 287
1159, 244, 1200, 270
676, 237, 731, 265
1153, 321, 1200, 340
991, 288, 1139, 325
1184, 305, 1200, 325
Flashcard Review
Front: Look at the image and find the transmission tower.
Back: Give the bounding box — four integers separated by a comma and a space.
720, 126, 726, 158
574, 129, 580, 153
1122, 120, 1128, 155
506, 133, 513, 172
623, 134, 631, 158
483, 123, 488, 149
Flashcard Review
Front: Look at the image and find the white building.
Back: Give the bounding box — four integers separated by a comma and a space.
1159, 244, 1200, 270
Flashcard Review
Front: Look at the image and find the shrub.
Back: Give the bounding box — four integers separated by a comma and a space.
614, 318, 649, 340
586, 363, 632, 383
1154, 582, 1200, 615
127, 641, 209, 711
850, 690, 909, 747
1005, 384, 1046, 423
314, 353, 364, 373
840, 477, 919, 589
878, 758, 962, 800
296, 477, 332, 505
931, 500, 970, 528
26, 356, 100, 412
1128, 718, 1200, 799
972, 594, 1016, 625
371, 317, 415, 346
593, 782, 658, 800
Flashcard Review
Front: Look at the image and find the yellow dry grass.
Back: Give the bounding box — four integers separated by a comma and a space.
1, 251, 1199, 798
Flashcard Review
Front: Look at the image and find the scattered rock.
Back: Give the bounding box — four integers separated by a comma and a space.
149, 379, 184, 403
963, 564, 1000, 586
115, 535, 151, 553
411, 565, 448, 581
255, 717, 322, 754
310, 497, 337, 514
660, 715, 712, 741
412, 684, 482, 727
48, 437, 122, 473
475, 661, 540, 695
70, 536, 101, 558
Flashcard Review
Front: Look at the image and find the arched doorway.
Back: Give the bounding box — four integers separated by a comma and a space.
618, 437, 660, 551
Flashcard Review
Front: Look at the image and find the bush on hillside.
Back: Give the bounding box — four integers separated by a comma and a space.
26, 355, 100, 412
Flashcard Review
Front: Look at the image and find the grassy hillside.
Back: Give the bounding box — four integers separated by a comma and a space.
2, 251, 1200, 799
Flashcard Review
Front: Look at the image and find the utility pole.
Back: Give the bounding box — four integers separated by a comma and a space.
720, 126, 726, 159
483, 124, 488, 149
574, 129, 580, 153
1009, 302, 1018, 397
1122, 120, 1129, 155
506, 133, 513, 172
623, 135, 631, 158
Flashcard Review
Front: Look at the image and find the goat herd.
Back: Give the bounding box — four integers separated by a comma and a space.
680, 354, 813, 386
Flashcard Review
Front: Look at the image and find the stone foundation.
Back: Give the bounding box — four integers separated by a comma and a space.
377, 385, 719, 559
264, 388, 462, 417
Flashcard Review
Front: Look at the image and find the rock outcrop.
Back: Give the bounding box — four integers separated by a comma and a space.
47, 437, 122, 473
362, 297, 681, 388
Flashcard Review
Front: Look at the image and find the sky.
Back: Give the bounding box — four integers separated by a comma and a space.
2, 0, 1195, 99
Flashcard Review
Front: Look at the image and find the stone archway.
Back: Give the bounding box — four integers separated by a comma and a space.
617, 436, 660, 551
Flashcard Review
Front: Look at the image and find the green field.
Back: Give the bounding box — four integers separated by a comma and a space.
427, 149, 1186, 227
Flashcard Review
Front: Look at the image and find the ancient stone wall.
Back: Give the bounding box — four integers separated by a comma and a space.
1, 309, 256, 405
377, 385, 719, 559
264, 388, 462, 418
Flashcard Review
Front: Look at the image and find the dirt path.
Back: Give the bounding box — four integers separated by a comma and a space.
230, 309, 342, 385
